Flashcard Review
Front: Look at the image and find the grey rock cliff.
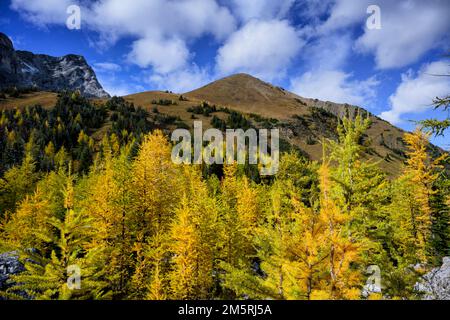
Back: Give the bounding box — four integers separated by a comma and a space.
416, 257, 450, 300
0, 32, 109, 98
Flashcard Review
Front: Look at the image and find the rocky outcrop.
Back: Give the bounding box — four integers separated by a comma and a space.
416, 257, 450, 300
0, 251, 24, 293
0, 32, 109, 98
0, 32, 19, 87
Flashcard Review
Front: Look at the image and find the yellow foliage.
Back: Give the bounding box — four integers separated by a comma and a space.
393, 129, 442, 263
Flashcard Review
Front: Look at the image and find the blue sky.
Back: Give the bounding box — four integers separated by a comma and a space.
1, 0, 449, 148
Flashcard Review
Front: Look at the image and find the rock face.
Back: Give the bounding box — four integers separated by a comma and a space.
0, 32, 19, 87
416, 257, 450, 300
0, 32, 109, 98
0, 251, 24, 293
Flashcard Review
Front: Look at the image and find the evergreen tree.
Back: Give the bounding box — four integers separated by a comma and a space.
317, 162, 361, 299
0, 153, 40, 217
129, 130, 182, 299
328, 115, 391, 288
82, 146, 134, 298
169, 167, 218, 299
392, 129, 443, 263
3, 174, 110, 300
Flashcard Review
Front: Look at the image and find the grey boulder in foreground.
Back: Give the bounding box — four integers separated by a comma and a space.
416, 257, 450, 300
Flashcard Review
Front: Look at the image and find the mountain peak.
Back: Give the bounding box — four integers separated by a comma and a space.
184, 73, 300, 120
0, 32, 109, 98
222, 73, 262, 81
210, 73, 272, 87
0, 32, 13, 50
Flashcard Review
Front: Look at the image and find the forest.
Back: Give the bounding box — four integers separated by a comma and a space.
0, 92, 449, 300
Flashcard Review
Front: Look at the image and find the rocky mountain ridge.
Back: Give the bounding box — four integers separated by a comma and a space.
0, 32, 109, 98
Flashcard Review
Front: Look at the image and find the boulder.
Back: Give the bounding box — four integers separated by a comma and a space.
416, 257, 450, 300
0, 251, 25, 293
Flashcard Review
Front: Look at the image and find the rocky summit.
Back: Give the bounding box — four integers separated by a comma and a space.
0, 32, 109, 98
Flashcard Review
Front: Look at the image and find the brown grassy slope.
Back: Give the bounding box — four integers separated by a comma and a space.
182, 73, 412, 175
123, 90, 229, 131
185, 73, 310, 120
0, 91, 58, 109
124, 90, 198, 120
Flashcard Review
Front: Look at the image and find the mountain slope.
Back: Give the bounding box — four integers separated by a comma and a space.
185, 73, 305, 120
0, 32, 109, 98
0, 91, 58, 110
183, 74, 417, 174
120, 73, 430, 175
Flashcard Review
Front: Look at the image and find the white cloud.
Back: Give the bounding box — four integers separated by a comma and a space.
11, 0, 236, 40
295, 0, 332, 22
216, 19, 303, 81
302, 33, 353, 70
355, 0, 450, 69
10, 0, 73, 26
227, 0, 295, 22
93, 62, 122, 73
290, 70, 379, 106
127, 36, 189, 73
318, 0, 367, 33
314, 0, 450, 69
146, 64, 212, 93
380, 61, 450, 124
290, 21, 381, 109
85, 0, 236, 42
